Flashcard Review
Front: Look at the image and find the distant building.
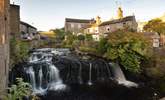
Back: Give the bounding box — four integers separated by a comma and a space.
0, 0, 10, 97
10, 4, 20, 36
20, 21, 38, 40
65, 18, 95, 34
64, 7, 138, 41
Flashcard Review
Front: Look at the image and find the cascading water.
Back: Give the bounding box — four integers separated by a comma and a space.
109, 62, 138, 87
26, 67, 37, 91
78, 61, 83, 84
88, 63, 92, 85
38, 66, 43, 90
48, 63, 66, 91
25, 49, 68, 94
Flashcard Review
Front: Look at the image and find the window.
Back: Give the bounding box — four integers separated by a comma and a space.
106, 26, 110, 32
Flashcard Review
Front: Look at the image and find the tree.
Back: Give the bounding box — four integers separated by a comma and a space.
53, 28, 65, 42
105, 30, 152, 73
85, 34, 93, 41
77, 35, 85, 45
77, 35, 85, 41
10, 37, 29, 67
143, 18, 165, 34
97, 38, 108, 54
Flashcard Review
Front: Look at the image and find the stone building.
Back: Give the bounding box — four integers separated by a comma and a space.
10, 4, 20, 36
65, 18, 95, 34
99, 15, 138, 34
20, 21, 38, 40
0, 0, 10, 97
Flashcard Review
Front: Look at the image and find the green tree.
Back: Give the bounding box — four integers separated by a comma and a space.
53, 28, 65, 42
77, 35, 85, 41
77, 35, 85, 45
97, 38, 108, 55
10, 37, 29, 67
85, 34, 93, 41
105, 30, 152, 73
143, 18, 165, 34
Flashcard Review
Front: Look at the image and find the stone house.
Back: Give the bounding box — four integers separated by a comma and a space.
20, 21, 38, 40
10, 4, 20, 37
0, 0, 10, 97
99, 16, 138, 34
65, 18, 95, 34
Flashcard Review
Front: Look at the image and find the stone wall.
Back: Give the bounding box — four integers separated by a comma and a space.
0, 0, 10, 97
65, 22, 90, 34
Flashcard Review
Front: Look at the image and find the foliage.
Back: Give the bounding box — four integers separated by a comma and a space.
104, 30, 152, 73
97, 38, 108, 54
85, 34, 93, 41
143, 18, 165, 34
53, 28, 65, 41
3, 78, 32, 100
62, 33, 77, 48
10, 37, 29, 67
79, 46, 97, 53
77, 35, 85, 41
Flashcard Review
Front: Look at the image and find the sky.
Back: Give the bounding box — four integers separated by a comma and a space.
11, 0, 165, 31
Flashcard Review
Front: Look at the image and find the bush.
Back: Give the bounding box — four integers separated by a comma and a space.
10, 37, 29, 67
3, 78, 32, 100
104, 30, 152, 73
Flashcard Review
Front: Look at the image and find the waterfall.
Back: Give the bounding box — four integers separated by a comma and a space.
26, 67, 37, 90
109, 63, 138, 87
38, 66, 43, 90
78, 61, 83, 84
100, 59, 111, 78
26, 66, 46, 94
48, 63, 66, 91
88, 63, 92, 85
19, 48, 140, 96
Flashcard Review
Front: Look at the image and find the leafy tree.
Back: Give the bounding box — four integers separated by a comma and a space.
10, 37, 29, 67
143, 18, 165, 34
105, 30, 152, 73
97, 38, 108, 54
53, 28, 65, 42
77, 35, 85, 45
85, 34, 93, 41
77, 35, 85, 41
62, 33, 77, 48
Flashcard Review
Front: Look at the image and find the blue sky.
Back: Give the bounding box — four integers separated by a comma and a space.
11, 0, 165, 31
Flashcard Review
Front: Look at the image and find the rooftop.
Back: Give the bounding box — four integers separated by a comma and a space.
99, 16, 135, 26
20, 21, 37, 29
65, 18, 95, 23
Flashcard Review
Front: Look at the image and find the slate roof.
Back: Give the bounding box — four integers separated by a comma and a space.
99, 16, 135, 26
65, 18, 94, 23
20, 21, 37, 29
